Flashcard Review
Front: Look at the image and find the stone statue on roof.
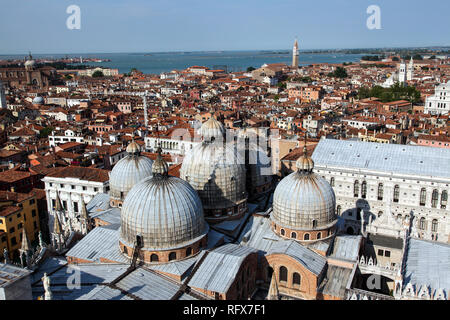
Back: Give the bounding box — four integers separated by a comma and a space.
42, 273, 53, 300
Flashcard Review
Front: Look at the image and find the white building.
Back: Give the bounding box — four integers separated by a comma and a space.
43, 166, 110, 234
312, 139, 450, 244
407, 58, 414, 81
398, 61, 407, 84
424, 81, 450, 115
144, 135, 200, 156
49, 129, 84, 147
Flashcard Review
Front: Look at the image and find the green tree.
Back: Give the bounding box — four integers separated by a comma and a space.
39, 127, 54, 138
246, 66, 256, 72
328, 67, 348, 78
92, 70, 104, 78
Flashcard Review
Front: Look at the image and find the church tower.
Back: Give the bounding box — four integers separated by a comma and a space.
398, 60, 407, 84
407, 57, 414, 81
0, 80, 7, 109
292, 39, 299, 68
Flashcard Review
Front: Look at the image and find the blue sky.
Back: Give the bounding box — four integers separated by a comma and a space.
0, 0, 449, 54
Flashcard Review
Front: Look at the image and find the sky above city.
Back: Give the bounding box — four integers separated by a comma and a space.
1, 0, 449, 54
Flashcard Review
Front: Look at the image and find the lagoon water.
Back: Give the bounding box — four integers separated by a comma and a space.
1, 51, 366, 75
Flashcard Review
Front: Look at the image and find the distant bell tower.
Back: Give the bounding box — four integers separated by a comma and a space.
0, 80, 7, 109
398, 60, 407, 84
292, 38, 299, 68
407, 57, 414, 81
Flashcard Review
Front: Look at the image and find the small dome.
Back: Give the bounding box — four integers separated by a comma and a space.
25, 59, 36, 69
126, 140, 141, 155
198, 115, 225, 142
120, 162, 207, 250
109, 141, 153, 205
152, 148, 169, 176
296, 146, 315, 172
32, 96, 44, 105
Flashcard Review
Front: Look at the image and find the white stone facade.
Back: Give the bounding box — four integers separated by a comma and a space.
43, 176, 109, 233
314, 166, 449, 243
425, 81, 450, 115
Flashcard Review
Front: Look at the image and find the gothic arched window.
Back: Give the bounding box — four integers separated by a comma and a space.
361, 181, 367, 199
291, 232, 297, 239
442, 191, 448, 209
304, 233, 310, 241
420, 217, 427, 230
330, 177, 335, 187
354, 180, 360, 198
317, 232, 321, 240
393, 185, 400, 203
431, 190, 439, 208
337, 205, 341, 215
280, 229, 285, 236
378, 183, 384, 201
279, 266, 288, 282
420, 188, 426, 206
432, 219, 438, 233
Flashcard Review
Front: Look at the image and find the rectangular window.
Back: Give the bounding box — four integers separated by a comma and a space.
1, 236, 6, 242
384, 251, 391, 257
9, 227, 15, 233
11, 237, 17, 246
62, 201, 67, 210
18, 223, 23, 229
32, 210, 36, 217
73, 202, 79, 213
29, 199, 35, 205
52, 199, 56, 208
378, 249, 384, 256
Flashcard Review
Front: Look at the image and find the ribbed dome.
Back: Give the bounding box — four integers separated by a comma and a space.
180, 141, 247, 211
109, 142, 153, 204
272, 155, 336, 231
120, 174, 208, 250
198, 116, 225, 142
32, 96, 44, 105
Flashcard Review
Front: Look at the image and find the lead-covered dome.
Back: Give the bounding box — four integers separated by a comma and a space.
119, 151, 208, 262
272, 146, 336, 241
109, 140, 153, 207
180, 116, 248, 221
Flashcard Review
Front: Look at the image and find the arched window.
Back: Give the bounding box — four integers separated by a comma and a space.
378, 211, 383, 217
186, 247, 192, 257
361, 181, 367, 199
312, 220, 317, 229
431, 190, 439, 208
169, 252, 177, 261
397, 214, 402, 220
354, 180, 360, 198
420, 217, 427, 230
291, 232, 297, 239
378, 183, 384, 201
441, 191, 448, 209
279, 266, 288, 282
330, 177, 335, 187
317, 232, 321, 240
393, 185, 400, 203
337, 205, 341, 215
280, 229, 285, 236
432, 219, 438, 233
420, 188, 426, 206
123, 246, 128, 255
150, 254, 159, 262
304, 233, 310, 241
293, 273, 301, 286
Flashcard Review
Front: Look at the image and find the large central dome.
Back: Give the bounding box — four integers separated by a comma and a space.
119, 149, 208, 263
180, 116, 248, 222
272, 145, 337, 242
109, 139, 153, 207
